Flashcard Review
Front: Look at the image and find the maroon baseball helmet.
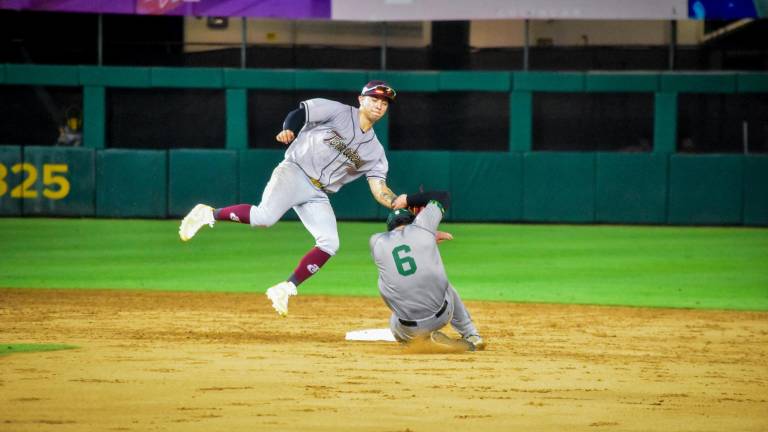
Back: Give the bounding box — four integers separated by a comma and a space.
361, 80, 396, 102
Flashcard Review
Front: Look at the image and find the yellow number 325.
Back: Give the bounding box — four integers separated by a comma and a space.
0, 163, 70, 200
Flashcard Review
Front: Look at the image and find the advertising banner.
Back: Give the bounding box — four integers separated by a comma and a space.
2, 1, 766, 22
0, 0, 331, 19
332, 0, 689, 21
688, 0, 768, 18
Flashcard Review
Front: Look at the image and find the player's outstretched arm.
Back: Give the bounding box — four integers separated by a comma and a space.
276, 106, 307, 144
367, 178, 407, 209
408, 191, 451, 239
407, 191, 451, 211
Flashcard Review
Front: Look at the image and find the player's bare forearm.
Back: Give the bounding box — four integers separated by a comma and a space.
436, 231, 453, 243
368, 178, 406, 209
368, 178, 397, 208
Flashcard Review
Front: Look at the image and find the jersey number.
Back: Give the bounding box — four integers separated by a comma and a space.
391, 244, 417, 276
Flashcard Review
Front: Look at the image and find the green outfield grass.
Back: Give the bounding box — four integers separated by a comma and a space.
0, 344, 78, 356
1, 218, 766, 310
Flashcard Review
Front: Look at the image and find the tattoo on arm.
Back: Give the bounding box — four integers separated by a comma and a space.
369, 178, 397, 209
381, 189, 397, 208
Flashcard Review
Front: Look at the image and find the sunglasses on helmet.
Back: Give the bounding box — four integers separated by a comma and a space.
361, 84, 397, 101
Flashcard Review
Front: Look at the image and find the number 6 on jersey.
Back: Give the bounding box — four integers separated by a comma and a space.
391, 244, 417, 276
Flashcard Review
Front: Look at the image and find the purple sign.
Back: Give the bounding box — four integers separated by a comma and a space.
0, 0, 331, 19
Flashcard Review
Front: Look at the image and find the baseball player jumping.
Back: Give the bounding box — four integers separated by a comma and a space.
179, 80, 407, 317
370, 191, 486, 351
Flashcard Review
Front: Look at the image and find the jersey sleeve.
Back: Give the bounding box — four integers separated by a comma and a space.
364, 147, 388, 180
412, 200, 445, 234
301, 98, 347, 124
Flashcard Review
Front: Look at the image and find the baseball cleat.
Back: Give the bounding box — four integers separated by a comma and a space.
464, 334, 486, 351
266, 281, 297, 317
179, 204, 215, 241
430, 330, 475, 352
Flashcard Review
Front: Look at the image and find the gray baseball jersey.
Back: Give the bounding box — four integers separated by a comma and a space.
284, 98, 388, 193
369, 202, 448, 321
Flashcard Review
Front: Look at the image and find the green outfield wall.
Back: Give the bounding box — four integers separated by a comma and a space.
1, 65, 767, 225
96, 150, 167, 218
0, 145, 765, 225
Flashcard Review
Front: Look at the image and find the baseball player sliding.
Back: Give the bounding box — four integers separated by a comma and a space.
370, 191, 486, 351
179, 80, 407, 316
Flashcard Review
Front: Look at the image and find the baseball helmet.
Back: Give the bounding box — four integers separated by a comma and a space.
386, 208, 415, 231
361, 80, 396, 103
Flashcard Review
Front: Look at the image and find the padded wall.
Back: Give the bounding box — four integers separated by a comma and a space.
168, 149, 238, 217
596, 153, 668, 224
668, 155, 743, 225
22, 146, 95, 216
1, 144, 764, 227
0, 145, 21, 215
743, 156, 768, 226
450, 152, 523, 221
96, 150, 167, 218
523, 152, 595, 223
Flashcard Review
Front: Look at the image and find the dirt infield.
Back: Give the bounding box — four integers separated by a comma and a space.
1, 289, 766, 431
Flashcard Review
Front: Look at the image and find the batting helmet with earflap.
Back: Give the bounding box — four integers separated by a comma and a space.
386, 208, 415, 231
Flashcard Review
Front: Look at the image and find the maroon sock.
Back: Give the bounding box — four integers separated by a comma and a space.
289, 247, 332, 286
214, 204, 251, 224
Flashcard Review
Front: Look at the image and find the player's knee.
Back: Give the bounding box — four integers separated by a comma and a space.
249, 206, 280, 227
316, 235, 339, 256
250, 218, 279, 228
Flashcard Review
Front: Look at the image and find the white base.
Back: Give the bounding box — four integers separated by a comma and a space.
345, 328, 396, 342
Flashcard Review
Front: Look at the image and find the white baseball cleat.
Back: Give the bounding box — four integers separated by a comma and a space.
179, 204, 215, 241
429, 331, 475, 352
464, 334, 486, 351
266, 281, 297, 317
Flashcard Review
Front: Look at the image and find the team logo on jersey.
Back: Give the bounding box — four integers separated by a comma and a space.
325, 130, 363, 169
229, 212, 240, 222
307, 264, 320, 274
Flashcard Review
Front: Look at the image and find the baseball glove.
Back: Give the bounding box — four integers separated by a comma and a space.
408, 206, 425, 216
